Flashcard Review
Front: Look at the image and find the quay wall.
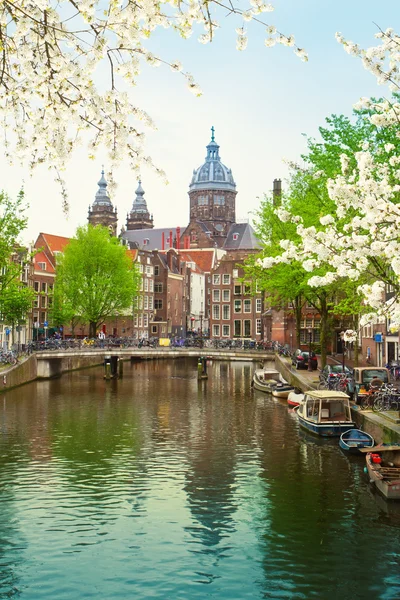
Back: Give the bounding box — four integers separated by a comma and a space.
1, 355, 38, 393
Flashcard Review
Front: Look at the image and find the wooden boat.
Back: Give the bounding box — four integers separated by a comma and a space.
271, 382, 294, 399
287, 388, 304, 408
252, 368, 281, 393
295, 390, 355, 436
339, 429, 374, 454
363, 446, 400, 500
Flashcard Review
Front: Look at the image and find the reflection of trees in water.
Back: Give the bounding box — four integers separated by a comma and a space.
252, 398, 400, 598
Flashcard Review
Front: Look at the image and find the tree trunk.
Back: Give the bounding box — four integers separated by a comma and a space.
89, 321, 97, 338
295, 297, 303, 349
319, 294, 328, 369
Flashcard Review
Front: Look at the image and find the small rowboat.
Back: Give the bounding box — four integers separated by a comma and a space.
339, 429, 374, 454
287, 388, 304, 408
363, 446, 400, 500
271, 382, 294, 399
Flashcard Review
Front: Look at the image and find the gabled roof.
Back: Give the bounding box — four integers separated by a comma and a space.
178, 250, 216, 273
223, 223, 260, 250
34, 251, 55, 274
40, 233, 70, 254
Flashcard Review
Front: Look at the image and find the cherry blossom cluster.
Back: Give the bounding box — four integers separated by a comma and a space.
0, 0, 306, 200
259, 29, 400, 326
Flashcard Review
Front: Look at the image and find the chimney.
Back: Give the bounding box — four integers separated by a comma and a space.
176, 226, 181, 250
167, 249, 174, 270
161, 232, 165, 250
185, 236, 190, 249
169, 230, 173, 248
273, 179, 282, 206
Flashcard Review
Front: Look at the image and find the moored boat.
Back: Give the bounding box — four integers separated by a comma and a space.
339, 429, 374, 454
271, 382, 295, 399
295, 390, 355, 437
364, 446, 400, 500
252, 369, 281, 393
287, 388, 304, 408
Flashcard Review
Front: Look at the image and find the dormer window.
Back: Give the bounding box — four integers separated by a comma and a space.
37, 262, 46, 270
143, 238, 149, 246
232, 233, 239, 241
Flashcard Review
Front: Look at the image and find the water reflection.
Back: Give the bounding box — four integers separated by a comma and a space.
0, 359, 400, 599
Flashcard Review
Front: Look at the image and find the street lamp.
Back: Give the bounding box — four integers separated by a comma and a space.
308, 327, 313, 371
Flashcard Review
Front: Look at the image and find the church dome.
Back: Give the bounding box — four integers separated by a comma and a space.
189, 127, 236, 193
93, 168, 112, 206
130, 180, 149, 214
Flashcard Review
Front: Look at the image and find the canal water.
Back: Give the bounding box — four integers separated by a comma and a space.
1, 358, 400, 600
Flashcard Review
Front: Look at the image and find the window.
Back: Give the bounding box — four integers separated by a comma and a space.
234, 285, 241, 295
34, 296, 39, 308
138, 296, 143, 309
222, 274, 230, 285
233, 269, 239, 279
151, 325, 157, 334
213, 274, 220, 285
213, 289, 220, 302
234, 300, 241, 313
213, 324, 220, 337
144, 278, 149, 292
146, 265, 152, 275
48, 297, 53, 308
256, 319, 262, 334
149, 280, 154, 292
149, 296, 154, 310
155, 299, 163, 310
139, 315, 142, 327
244, 285, 251, 295
306, 319, 313, 328
40, 311, 46, 323
41, 296, 47, 308
154, 283, 163, 293
144, 296, 148, 310
256, 298, 262, 312
139, 264, 144, 273
37, 262, 46, 271
34, 281, 39, 292
154, 266, 159, 276
234, 320, 241, 336
198, 196, 208, 205
222, 325, 230, 337
223, 305, 230, 320
232, 233, 239, 241
214, 195, 225, 205
134, 315, 138, 327
223, 289, 230, 302
244, 320, 251, 336
244, 299, 251, 313
147, 257, 151, 265
143, 314, 148, 327
213, 304, 220, 320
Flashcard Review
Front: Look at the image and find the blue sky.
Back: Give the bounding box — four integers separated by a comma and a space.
3, 0, 400, 242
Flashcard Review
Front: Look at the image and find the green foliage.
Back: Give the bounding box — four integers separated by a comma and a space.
0, 189, 28, 295
0, 283, 34, 327
54, 225, 140, 335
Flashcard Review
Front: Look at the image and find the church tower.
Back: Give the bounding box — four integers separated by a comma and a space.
187, 127, 237, 246
88, 169, 118, 236
126, 180, 154, 231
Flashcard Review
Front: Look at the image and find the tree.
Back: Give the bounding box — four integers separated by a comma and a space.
0, 1, 306, 201
0, 282, 35, 348
54, 224, 140, 337
262, 29, 400, 326
0, 190, 28, 296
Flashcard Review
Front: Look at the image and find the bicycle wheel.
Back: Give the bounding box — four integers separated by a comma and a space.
373, 395, 384, 411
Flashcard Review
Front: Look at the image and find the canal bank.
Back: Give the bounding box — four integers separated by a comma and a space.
275, 354, 400, 444
0, 353, 103, 393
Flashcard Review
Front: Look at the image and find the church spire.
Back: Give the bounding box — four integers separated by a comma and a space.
88, 167, 117, 236
126, 179, 154, 231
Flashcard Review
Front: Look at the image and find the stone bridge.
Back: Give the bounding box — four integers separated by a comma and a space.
35, 348, 275, 378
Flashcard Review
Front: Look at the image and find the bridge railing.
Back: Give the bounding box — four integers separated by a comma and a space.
28, 338, 281, 353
